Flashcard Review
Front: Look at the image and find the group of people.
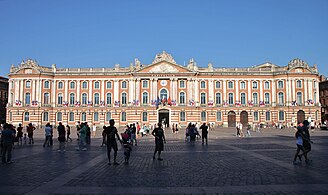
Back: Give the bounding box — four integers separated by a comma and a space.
185, 122, 209, 145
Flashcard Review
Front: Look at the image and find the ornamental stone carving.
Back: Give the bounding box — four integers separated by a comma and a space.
148, 64, 179, 73
288, 58, 309, 69
152, 51, 176, 64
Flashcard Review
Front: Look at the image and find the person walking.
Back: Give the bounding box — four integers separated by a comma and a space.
131, 123, 137, 146
26, 123, 35, 144
77, 123, 87, 151
43, 123, 52, 147
1, 123, 15, 164
104, 119, 122, 165
66, 125, 72, 142
300, 120, 313, 164
293, 122, 309, 165
152, 122, 166, 161
200, 123, 208, 145
57, 122, 66, 152
86, 123, 91, 144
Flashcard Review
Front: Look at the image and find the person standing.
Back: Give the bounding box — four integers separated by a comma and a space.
200, 123, 208, 145
301, 120, 312, 164
66, 125, 72, 142
131, 123, 137, 146
77, 123, 87, 151
92, 123, 97, 138
152, 122, 166, 161
86, 123, 91, 144
1, 123, 15, 164
76, 121, 81, 141
57, 122, 66, 152
26, 123, 35, 144
16, 124, 23, 145
101, 126, 107, 147
43, 123, 52, 147
104, 119, 122, 165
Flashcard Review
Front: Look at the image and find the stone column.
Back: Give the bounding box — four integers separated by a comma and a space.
272, 80, 276, 106
31, 80, 35, 101
135, 79, 140, 101
259, 80, 263, 102
223, 80, 227, 102
114, 79, 119, 102
291, 79, 295, 101
304, 79, 308, 104
149, 78, 153, 102
154, 78, 158, 99
286, 79, 290, 105
187, 78, 193, 101
65, 80, 68, 101
308, 79, 313, 100
101, 80, 105, 101
77, 80, 81, 101
89, 80, 93, 102
235, 80, 239, 101
14, 79, 19, 102
209, 79, 214, 101
247, 80, 251, 102
52, 80, 56, 106
194, 79, 199, 103
174, 78, 178, 101
8, 79, 12, 105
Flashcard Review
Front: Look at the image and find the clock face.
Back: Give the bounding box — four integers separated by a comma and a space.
160, 80, 167, 86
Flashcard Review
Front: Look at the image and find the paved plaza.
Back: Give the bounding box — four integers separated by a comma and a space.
1, 127, 328, 194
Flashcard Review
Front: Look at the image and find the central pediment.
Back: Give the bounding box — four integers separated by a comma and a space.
138, 61, 194, 74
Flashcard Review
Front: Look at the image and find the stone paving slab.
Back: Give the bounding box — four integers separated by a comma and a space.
0, 127, 327, 194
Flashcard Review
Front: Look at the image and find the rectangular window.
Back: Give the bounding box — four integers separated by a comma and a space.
254, 111, 259, 121
142, 112, 148, 122
216, 111, 222, 121
228, 81, 234, 89
240, 82, 246, 89
279, 111, 284, 121
94, 112, 99, 121
43, 112, 49, 121
180, 111, 186, 122
106, 81, 112, 89
252, 82, 258, 89
142, 80, 148, 88
264, 82, 270, 89
265, 111, 270, 121
26, 81, 31, 88
215, 81, 221, 89
180, 80, 185, 88
94, 82, 100, 89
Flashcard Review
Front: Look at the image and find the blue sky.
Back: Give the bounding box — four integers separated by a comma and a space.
0, 0, 327, 77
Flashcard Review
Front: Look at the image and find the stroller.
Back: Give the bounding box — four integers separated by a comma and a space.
121, 132, 132, 164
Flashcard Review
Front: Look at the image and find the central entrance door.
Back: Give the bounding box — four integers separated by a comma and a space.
158, 109, 169, 128
228, 111, 236, 127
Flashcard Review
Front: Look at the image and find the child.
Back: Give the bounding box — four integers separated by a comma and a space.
121, 130, 132, 164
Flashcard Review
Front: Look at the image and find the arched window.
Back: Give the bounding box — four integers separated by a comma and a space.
297, 92, 302, 105
240, 81, 246, 89
94, 93, 100, 105
106, 93, 112, 105
121, 81, 127, 89
94, 81, 100, 89
265, 93, 270, 104
43, 112, 49, 121
215, 81, 221, 88
278, 92, 284, 105
69, 112, 74, 121
228, 93, 234, 104
241, 93, 246, 104
179, 92, 185, 104
296, 80, 302, 88
201, 111, 206, 121
160, 89, 168, 100
142, 92, 148, 104
279, 111, 284, 121
69, 93, 75, 105
44, 81, 50, 89
25, 92, 31, 105
252, 81, 258, 89
106, 81, 112, 89
44, 93, 50, 104
121, 112, 126, 121
106, 112, 111, 122
121, 93, 127, 105
264, 81, 270, 89
215, 93, 221, 104
81, 93, 87, 105
142, 112, 148, 122
81, 112, 87, 122
228, 81, 234, 89
57, 93, 63, 105
216, 111, 222, 121
278, 80, 284, 89
26, 81, 31, 88
82, 81, 88, 89
253, 93, 258, 104
70, 81, 75, 89
58, 81, 63, 89
24, 112, 29, 121
200, 81, 206, 89
94, 112, 99, 121
201, 93, 206, 104
57, 112, 62, 121
314, 92, 317, 103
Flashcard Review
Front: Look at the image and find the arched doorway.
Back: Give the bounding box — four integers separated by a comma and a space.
228, 111, 236, 127
240, 111, 248, 127
158, 109, 169, 128
297, 110, 305, 124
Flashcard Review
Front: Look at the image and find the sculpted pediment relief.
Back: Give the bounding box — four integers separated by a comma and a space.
148, 63, 179, 73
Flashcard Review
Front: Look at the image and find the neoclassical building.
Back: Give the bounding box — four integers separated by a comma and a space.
0, 76, 9, 123
6, 52, 321, 128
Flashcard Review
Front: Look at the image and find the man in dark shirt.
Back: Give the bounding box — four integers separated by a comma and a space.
1, 123, 15, 164
105, 119, 122, 165
200, 123, 208, 145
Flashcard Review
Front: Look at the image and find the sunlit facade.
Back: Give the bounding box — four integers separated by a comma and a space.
6, 52, 321, 127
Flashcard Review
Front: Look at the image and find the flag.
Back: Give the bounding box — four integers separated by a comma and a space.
291, 100, 297, 106
208, 100, 214, 106
235, 101, 241, 106
259, 101, 265, 106
248, 101, 254, 106
307, 99, 313, 105
168, 97, 172, 106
